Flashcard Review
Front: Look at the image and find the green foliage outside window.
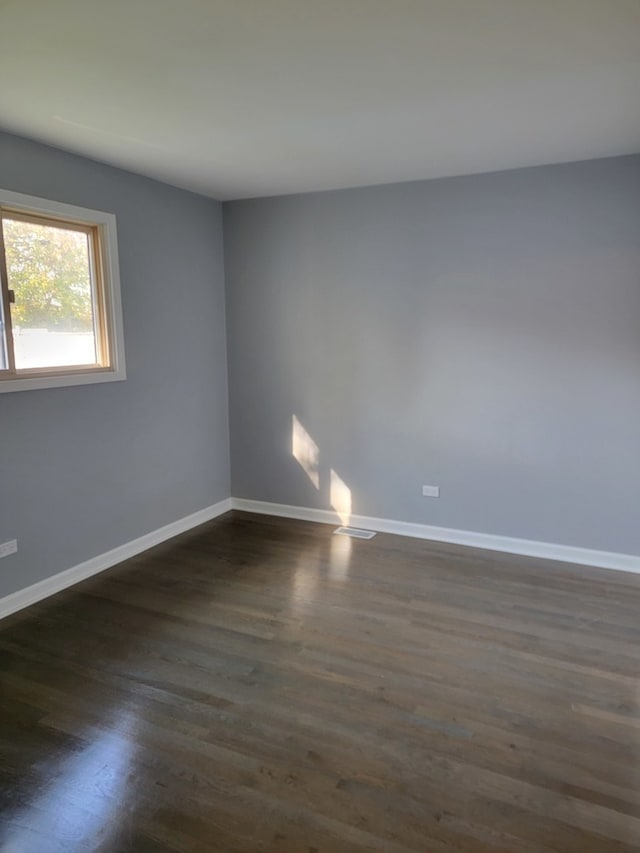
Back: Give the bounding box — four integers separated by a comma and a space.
4, 218, 93, 332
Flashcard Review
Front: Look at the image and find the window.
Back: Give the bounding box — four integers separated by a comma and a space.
0, 189, 125, 393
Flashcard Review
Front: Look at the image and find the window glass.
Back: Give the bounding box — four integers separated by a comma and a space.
4, 216, 98, 369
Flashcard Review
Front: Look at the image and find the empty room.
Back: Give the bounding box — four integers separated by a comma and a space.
1, 1, 639, 851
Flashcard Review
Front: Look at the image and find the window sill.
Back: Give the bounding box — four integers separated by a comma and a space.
0, 365, 126, 394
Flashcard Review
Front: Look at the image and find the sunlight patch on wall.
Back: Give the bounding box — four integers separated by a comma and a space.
292, 414, 320, 489
330, 468, 352, 526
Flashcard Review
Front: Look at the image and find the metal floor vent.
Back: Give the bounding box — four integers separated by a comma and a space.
333, 526, 377, 540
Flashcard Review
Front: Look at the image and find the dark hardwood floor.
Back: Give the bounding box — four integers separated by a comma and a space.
1, 511, 639, 852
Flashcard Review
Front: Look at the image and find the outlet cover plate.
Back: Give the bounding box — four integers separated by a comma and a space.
422, 485, 440, 498
0, 540, 17, 559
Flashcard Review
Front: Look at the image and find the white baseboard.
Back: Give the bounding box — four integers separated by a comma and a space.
231, 498, 640, 575
4, 494, 637, 622
0, 498, 233, 620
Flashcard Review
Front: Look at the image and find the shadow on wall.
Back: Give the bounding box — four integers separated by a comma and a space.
292, 414, 352, 526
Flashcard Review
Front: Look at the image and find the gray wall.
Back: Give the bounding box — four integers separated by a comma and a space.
0, 132, 230, 598
224, 155, 640, 555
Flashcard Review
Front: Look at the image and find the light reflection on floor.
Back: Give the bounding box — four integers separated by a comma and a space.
330, 532, 352, 581
2, 710, 138, 851
290, 546, 322, 618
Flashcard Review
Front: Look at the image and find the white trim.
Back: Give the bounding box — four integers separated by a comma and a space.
231, 498, 640, 575
0, 187, 126, 394
0, 498, 232, 620
4, 495, 637, 622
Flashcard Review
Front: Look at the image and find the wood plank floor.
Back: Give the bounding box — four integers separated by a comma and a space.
1, 511, 639, 852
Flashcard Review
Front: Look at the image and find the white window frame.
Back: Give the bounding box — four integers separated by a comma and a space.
0, 188, 126, 393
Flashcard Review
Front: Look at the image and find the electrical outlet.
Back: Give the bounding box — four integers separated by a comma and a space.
422, 485, 440, 498
0, 540, 17, 559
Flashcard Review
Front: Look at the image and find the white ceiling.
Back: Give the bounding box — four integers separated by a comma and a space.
0, 1, 639, 200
